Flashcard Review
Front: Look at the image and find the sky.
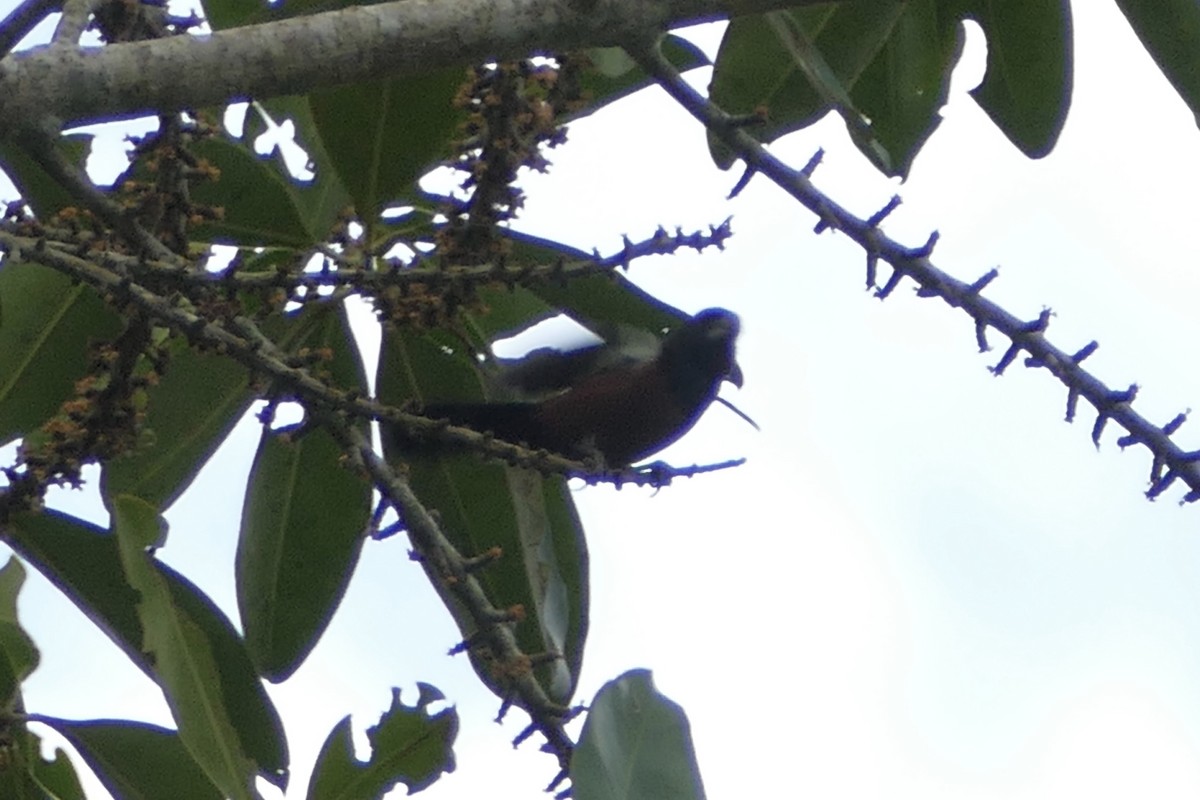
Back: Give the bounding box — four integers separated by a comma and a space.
6, 1, 1200, 798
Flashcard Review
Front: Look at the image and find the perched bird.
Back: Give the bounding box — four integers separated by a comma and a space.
417, 308, 746, 467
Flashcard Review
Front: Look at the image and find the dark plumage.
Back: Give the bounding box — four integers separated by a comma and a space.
418, 308, 743, 467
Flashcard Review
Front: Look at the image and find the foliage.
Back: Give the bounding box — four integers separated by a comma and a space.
0, 0, 1195, 797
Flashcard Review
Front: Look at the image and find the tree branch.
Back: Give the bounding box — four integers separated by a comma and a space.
628, 36, 1200, 504
0, 0, 826, 130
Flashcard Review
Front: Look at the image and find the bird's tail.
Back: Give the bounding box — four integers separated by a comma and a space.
409, 402, 543, 450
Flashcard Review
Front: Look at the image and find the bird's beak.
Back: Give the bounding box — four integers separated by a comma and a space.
726, 361, 744, 388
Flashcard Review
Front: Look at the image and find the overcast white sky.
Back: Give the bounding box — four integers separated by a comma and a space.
6, 1, 1200, 798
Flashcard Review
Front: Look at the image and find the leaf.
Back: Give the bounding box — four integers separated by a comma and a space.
708, 1, 964, 177
100, 336, 255, 509
1113, 0, 1200, 124
569, 35, 710, 123
40, 718, 221, 800
6, 510, 147, 672
186, 136, 333, 247
571, 670, 706, 800
111, 495, 287, 797
960, 0, 1073, 158
27, 732, 87, 800
237, 305, 372, 681
306, 684, 457, 800
0, 133, 93, 219
377, 327, 589, 704
308, 68, 466, 226
0, 558, 38, 713
101, 307, 326, 509
0, 261, 122, 443
500, 229, 693, 335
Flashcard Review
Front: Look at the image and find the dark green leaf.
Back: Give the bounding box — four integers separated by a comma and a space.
186, 136, 333, 247
40, 719, 221, 800
100, 336, 255, 509
377, 327, 589, 704
572, 670, 705, 800
962, 0, 1072, 158
6, 510, 147, 672
8, 507, 289, 792
0, 261, 122, 443
306, 684, 457, 800
111, 495, 288, 796
28, 731, 87, 800
501, 230, 692, 335
0, 134, 93, 219
248, 97, 353, 240
1113, 0, 1200, 123
308, 68, 465, 226
101, 306, 328, 510
237, 305, 372, 681
569, 36, 709, 123
0, 558, 37, 713
709, 1, 964, 177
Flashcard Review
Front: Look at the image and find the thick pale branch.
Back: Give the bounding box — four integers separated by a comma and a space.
0, 0, 824, 130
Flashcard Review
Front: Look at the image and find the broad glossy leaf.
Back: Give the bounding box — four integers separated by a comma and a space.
0, 728, 86, 800
709, 1, 962, 177
306, 684, 457, 799
0, 261, 122, 443
41, 719, 221, 800
186, 136, 332, 247
238, 305, 371, 681
572, 669, 705, 800
960, 0, 1072, 158
0, 133, 93, 219
100, 336, 255, 509
377, 326, 588, 704
248, 96, 353, 241
101, 307, 326, 509
0, 558, 37, 712
570, 35, 709, 123
308, 68, 465, 225
111, 495, 288, 796
27, 732, 86, 800
501, 230, 692, 335
8, 507, 288, 792
1113, 0, 1200, 124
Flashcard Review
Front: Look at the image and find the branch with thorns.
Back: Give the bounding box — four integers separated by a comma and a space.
627, 35, 1200, 505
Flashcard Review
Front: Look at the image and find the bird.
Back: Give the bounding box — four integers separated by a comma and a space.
413, 308, 746, 467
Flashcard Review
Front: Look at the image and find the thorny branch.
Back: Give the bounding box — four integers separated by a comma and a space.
629, 35, 1200, 504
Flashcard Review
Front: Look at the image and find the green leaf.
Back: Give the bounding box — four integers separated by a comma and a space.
961, 0, 1072, 158
0, 261, 122, 443
1113, 0, 1200, 123
308, 68, 465, 226
0, 133, 93, 219
0, 558, 37, 713
40, 719, 221, 800
100, 336, 255, 509
572, 670, 706, 800
101, 307, 329, 509
569, 36, 709, 123
377, 327, 589, 704
186, 135, 333, 247
27, 731, 87, 800
249, 96, 353, 241
237, 305, 372, 681
306, 684, 457, 800
111, 495, 286, 798
501, 230, 692, 335
708, 1, 964, 177
6, 510, 147, 672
